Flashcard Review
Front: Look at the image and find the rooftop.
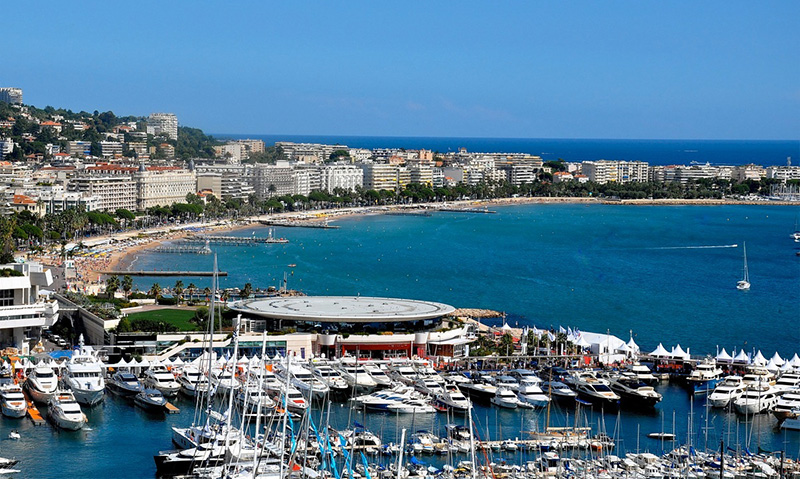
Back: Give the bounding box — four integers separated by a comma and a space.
231, 296, 455, 323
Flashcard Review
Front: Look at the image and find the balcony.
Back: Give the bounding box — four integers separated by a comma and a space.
0, 301, 59, 329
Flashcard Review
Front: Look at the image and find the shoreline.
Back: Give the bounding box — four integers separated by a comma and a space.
70, 196, 797, 284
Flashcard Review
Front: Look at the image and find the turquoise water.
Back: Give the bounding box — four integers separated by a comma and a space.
3, 204, 796, 478
132, 204, 800, 358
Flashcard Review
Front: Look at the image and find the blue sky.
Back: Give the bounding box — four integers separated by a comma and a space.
5, 2, 799, 140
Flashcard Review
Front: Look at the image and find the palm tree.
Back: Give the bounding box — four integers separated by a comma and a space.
174, 280, 184, 303
187, 282, 197, 301
122, 275, 133, 299
149, 283, 162, 299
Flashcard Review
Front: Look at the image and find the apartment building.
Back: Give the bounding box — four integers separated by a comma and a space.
582, 160, 648, 184
135, 166, 197, 209
147, 113, 178, 140
67, 140, 92, 157
215, 143, 245, 164
253, 162, 295, 198
766, 165, 800, 182
99, 141, 124, 158
318, 164, 363, 193
68, 175, 137, 211
0, 88, 23, 105
196, 164, 255, 200
360, 163, 404, 191
0, 262, 59, 355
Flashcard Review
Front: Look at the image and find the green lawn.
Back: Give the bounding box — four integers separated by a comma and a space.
126, 309, 198, 331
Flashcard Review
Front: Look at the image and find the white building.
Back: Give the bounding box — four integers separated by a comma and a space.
254, 162, 295, 198
147, 113, 178, 140
317, 164, 363, 193
215, 143, 245, 164
582, 160, 649, 184
0, 262, 59, 355
766, 165, 800, 182
99, 141, 124, 158
68, 175, 138, 211
0, 139, 14, 160
135, 166, 197, 209
360, 163, 405, 191
0, 88, 23, 105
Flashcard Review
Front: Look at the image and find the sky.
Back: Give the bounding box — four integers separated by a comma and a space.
4, 2, 799, 140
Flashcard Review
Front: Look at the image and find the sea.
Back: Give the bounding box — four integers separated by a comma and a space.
216, 135, 800, 167
4, 204, 800, 476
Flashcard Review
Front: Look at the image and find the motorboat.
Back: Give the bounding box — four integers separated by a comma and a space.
570, 371, 620, 408
414, 377, 445, 396
62, 337, 105, 406
387, 363, 419, 385
309, 361, 350, 395
541, 381, 578, 403
741, 367, 775, 387
772, 390, 800, 421
607, 373, 662, 408
353, 385, 416, 411
0, 384, 27, 418
733, 383, 783, 415
209, 366, 240, 396
24, 364, 59, 403
495, 375, 520, 392
491, 387, 521, 409
624, 362, 658, 385
363, 363, 394, 388
409, 430, 437, 454
686, 360, 724, 395
275, 362, 330, 400
707, 376, 746, 408
106, 370, 144, 397
48, 390, 87, 430
386, 397, 435, 414
736, 242, 750, 290
236, 382, 276, 414
781, 409, 800, 430
134, 388, 168, 412
433, 383, 471, 413
458, 380, 497, 403
336, 362, 378, 392
177, 366, 210, 397
143, 364, 181, 398
517, 375, 551, 408
774, 371, 800, 391
279, 386, 308, 413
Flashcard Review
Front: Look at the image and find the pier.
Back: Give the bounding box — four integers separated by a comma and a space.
438, 207, 497, 214
23, 392, 45, 426
99, 270, 227, 277
153, 245, 212, 255
185, 234, 289, 244
385, 210, 433, 217
259, 219, 339, 229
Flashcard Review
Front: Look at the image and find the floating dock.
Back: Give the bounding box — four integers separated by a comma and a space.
23, 392, 45, 426
164, 402, 180, 414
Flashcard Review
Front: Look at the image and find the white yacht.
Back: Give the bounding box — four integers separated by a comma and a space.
236, 381, 276, 414
336, 362, 378, 392
541, 381, 578, 402
275, 362, 330, 400
387, 363, 419, 385
387, 397, 435, 414
737, 242, 750, 290
571, 371, 620, 408
495, 375, 520, 392
63, 338, 105, 406
433, 383, 471, 412
279, 386, 308, 413
143, 364, 181, 398
309, 361, 349, 394
772, 390, 800, 421
210, 367, 240, 396
363, 363, 393, 388
414, 377, 445, 396
48, 391, 87, 430
491, 387, 522, 409
515, 374, 551, 408
177, 366, 210, 397
775, 371, 800, 391
734, 383, 783, 415
0, 384, 27, 418
624, 362, 658, 385
24, 364, 59, 403
354, 385, 416, 411
708, 376, 746, 408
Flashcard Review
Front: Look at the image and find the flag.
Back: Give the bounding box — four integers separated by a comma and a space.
360, 452, 372, 479
354, 421, 365, 429
558, 326, 566, 334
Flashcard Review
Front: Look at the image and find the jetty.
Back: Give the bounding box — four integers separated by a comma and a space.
23, 392, 45, 426
438, 207, 497, 214
385, 210, 432, 217
259, 219, 339, 229
99, 270, 227, 277
184, 234, 289, 245
164, 402, 180, 414
153, 244, 212, 255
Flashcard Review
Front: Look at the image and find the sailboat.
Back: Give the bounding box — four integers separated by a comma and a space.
736, 242, 750, 290
792, 217, 800, 242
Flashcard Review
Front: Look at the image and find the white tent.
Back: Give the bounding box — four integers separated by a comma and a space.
137, 358, 151, 368
781, 361, 794, 372
671, 344, 689, 360
765, 358, 780, 372
110, 358, 129, 368
769, 352, 784, 366
576, 336, 591, 349
12, 360, 22, 369
752, 350, 767, 366
650, 343, 670, 357
733, 350, 750, 363
716, 348, 733, 362
790, 354, 800, 367
501, 323, 512, 332
172, 357, 184, 366
237, 354, 249, 364
249, 355, 260, 366
626, 337, 640, 354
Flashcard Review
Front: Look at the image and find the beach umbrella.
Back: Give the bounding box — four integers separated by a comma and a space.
752, 350, 767, 366
715, 348, 733, 362
733, 350, 750, 363
770, 352, 785, 366
650, 343, 670, 358
671, 344, 689, 360
626, 337, 640, 354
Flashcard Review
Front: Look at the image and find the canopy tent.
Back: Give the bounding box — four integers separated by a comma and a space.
671, 344, 689, 361
171, 357, 184, 366
769, 352, 785, 366
575, 336, 591, 349
501, 323, 512, 332
733, 350, 750, 363
716, 348, 733, 362
790, 354, 800, 368
765, 358, 780, 372
752, 350, 767, 366
650, 343, 671, 358
626, 337, 640, 354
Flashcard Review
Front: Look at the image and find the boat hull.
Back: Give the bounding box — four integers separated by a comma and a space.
49, 411, 86, 431
71, 387, 105, 406
1, 404, 26, 418
24, 382, 55, 404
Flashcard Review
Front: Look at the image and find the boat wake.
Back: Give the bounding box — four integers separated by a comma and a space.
645, 244, 738, 250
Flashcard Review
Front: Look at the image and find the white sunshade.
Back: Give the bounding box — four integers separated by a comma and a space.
733, 350, 750, 363
752, 350, 767, 366
769, 352, 784, 366
790, 354, 800, 367
650, 343, 671, 357
501, 323, 512, 331
716, 348, 733, 362
765, 358, 780, 372
627, 337, 640, 353
172, 357, 184, 366
671, 344, 689, 360
576, 336, 591, 348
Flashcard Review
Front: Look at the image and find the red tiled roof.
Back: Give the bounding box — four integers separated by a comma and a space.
12, 194, 37, 205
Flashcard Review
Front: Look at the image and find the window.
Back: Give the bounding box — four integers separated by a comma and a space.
0, 290, 14, 307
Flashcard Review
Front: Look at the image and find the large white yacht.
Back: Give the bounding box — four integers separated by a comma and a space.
336, 362, 378, 392
309, 361, 349, 394
515, 375, 551, 408
177, 366, 210, 397
24, 364, 59, 403
772, 390, 800, 421
734, 382, 783, 415
707, 376, 746, 408
570, 371, 620, 408
624, 362, 658, 385
363, 363, 394, 388
48, 391, 87, 430
491, 387, 522, 409
0, 384, 27, 418
275, 362, 330, 400
143, 364, 181, 398
433, 383, 471, 412
63, 337, 105, 406
209, 366, 240, 396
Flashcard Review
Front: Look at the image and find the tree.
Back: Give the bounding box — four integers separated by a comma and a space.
106, 275, 120, 298
149, 283, 162, 299
240, 282, 253, 299
121, 275, 133, 299
174, 280, 184, 303
187, 282, 197, 299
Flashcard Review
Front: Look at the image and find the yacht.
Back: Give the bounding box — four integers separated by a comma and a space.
458, 380, 498, 403
143, 364, 181, 398
491, 387, 521, 409
177, 366, 210, 397
24, 364, 59, 403
733, 383, 783, 415
495, 375, 520, 391
624, 362, 658, 385
516, 375, 551, 408
607, 373, 662, 408
433, 383, 471, 412
236, 382, 276, 414
209, 367, 239, 396
106, 370, 144, 397
0, 384, 27, 418
387, 397, 435, 414
48, 391, 87, 430
775, 371, 800, 391
686, 360, 724, 395
707, 376, 746, 408
541, 381, 578, 403
387, 363, 419, 385
275, 362, 330, 400
741, 368, 775, 387
737, 242, 750, 290
135, 388, 168, 412
309, 362, 350, 395
63, 337, 105, 406
772, 390, 800, 421
414, 377, 445, 396
570, 371, 620, 408
279, 386, 308, 413
336, 362, 378, 392
353, 385, 416, 411
363, 363, 394, 388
